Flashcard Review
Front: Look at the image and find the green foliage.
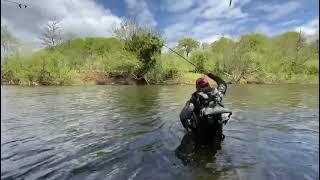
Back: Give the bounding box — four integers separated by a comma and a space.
303, 60, 319, 74
1, 29, 318, 86
191, 52, 206, 73
1, 50, 81, 85
82, 50, 141, 76
113, 19, 164, 78
1, 37, 139, 85
177, 38, 200, 57
145, 54, 184, 83
211, 37, 234, 53
144, 61, 170, 83
162, 52, 194, 73
124, 31, 164, 76
240, 33, 269, 53
184, 32, 318, 83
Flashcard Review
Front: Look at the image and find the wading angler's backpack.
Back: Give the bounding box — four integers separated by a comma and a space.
180, 89, 232, 138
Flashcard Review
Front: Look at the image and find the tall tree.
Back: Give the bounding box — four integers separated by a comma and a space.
177, 38, 199, 57
113, 19, 164, 78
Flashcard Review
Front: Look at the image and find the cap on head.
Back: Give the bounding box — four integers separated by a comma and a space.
196, 76, 209, 90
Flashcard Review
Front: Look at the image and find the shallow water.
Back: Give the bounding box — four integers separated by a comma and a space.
1, 84, 319, 180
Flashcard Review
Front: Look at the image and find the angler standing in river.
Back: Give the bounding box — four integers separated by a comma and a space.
179, 71, 232, 144
163, 45, 233, 143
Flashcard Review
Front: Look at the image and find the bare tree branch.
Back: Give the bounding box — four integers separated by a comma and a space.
39, 18, 63, 48
1, 25, 19, 60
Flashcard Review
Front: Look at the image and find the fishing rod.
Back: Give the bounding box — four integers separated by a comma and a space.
163, 44, 197, 68
162, 0, 232, 75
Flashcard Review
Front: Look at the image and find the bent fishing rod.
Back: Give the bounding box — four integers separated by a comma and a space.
163, 44, 198, 68
163, 0, 232, 68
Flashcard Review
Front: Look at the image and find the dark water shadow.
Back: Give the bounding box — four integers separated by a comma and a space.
175, 132, 223, 168
175, 133, 243, 180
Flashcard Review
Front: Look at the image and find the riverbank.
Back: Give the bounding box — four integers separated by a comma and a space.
2, 33, 318, 87
2, 72, 318, 86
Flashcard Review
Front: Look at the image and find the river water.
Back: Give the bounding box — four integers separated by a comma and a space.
1, 84, 319, 180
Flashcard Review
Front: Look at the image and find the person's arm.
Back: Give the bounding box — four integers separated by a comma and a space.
205, 72, 227, 95
180, 94, 198, 131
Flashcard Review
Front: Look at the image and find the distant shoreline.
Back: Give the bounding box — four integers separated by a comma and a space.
2, 72, 318, 86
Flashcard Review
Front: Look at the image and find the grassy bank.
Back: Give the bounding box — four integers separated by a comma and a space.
1, 32, 319, 86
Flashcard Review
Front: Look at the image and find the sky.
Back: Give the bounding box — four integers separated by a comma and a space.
1, 0, 319, 48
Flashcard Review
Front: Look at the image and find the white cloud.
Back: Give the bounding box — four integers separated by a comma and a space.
191, 20, 232, 37
253, 19, 318, 38
281, 20, 299, 27
194, 19, 246, 41
256, 1, 300, 20
1, 0, 121, 48
294, 18, 319, 42
162, 0, 195, 13
164, 22, 194, 44
2, 0, 315, 49
200, 35, 224, 44
179, 0, 249, 21
294, 19, 319, 36
162, 0, 251, 45
200, 0, 248, 19
253, 23, 289, 36
232, 0, 252, 7
201, 34, 239, 44
254, 24, 273, 35
164, 15, 248, 46
125, 0, 157, 27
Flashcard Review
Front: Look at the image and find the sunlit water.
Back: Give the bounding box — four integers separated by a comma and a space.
1, 84, 319, 180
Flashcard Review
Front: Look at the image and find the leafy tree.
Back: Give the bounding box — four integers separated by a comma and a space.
113, 19, 164, 78
220, 38, 260, 82
1, 28, 319, 86
210, 37, 234, 53
239, 33, 269, 53
191, 53, 206, 73
177, 38, 199, 57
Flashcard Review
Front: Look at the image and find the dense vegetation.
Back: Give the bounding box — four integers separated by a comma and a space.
1, 21, 318, 86
192, 33, 319, 84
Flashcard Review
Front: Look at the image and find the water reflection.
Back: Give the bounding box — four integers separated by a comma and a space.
1, 85, 319, 180
226, 84, 319, 109
113, 86, 162, 115
175, 132, 223, 168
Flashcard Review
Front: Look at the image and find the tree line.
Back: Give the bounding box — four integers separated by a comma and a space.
1, 18, 319, 85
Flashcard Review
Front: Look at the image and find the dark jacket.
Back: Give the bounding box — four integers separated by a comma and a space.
180, 73, 227, 131
189, 73, 227, 118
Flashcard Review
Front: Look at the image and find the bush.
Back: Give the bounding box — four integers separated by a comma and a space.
145, 58, 180, 83
1, 30, 318, 85
191, 52, 206, 73
114, 19, 164, 77
303, 60, 319, 74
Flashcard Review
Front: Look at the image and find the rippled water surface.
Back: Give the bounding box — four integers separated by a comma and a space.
1, 84, 319, 180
